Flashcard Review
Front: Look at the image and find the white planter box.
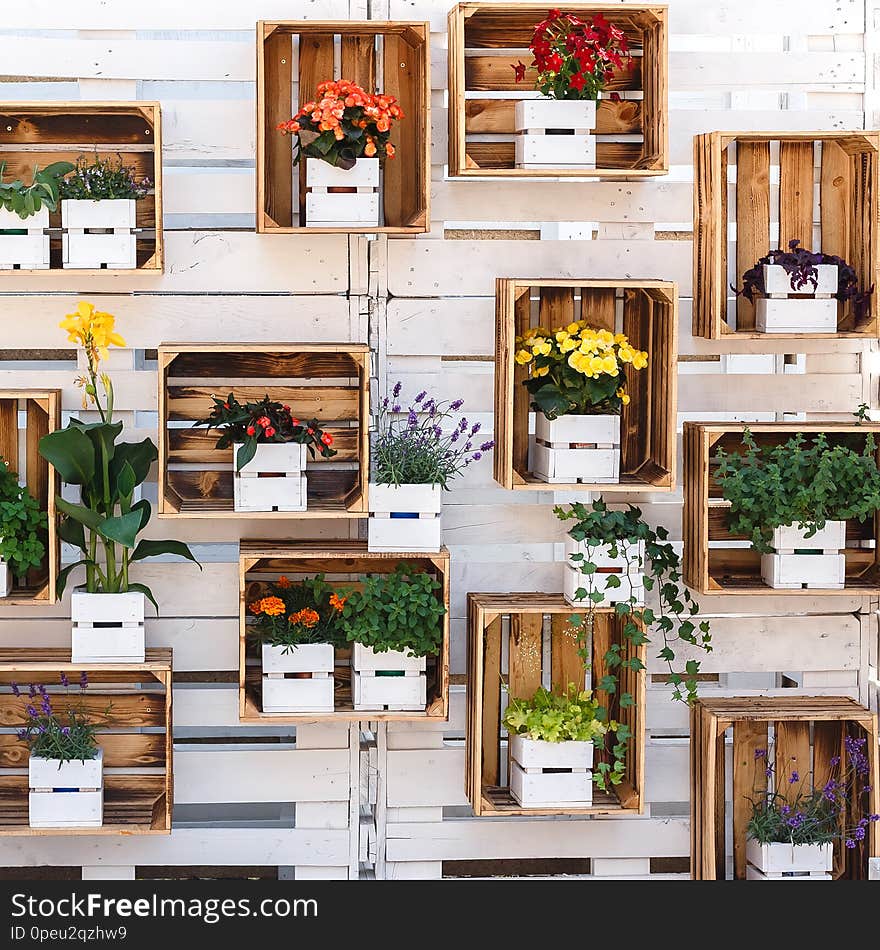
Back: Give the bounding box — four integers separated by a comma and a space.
761, 520, 846, 590
351, 642, 426, 711
515, 99, 597, 131
61, 199, 137, 269
262, 641, 334, 674
746, 839, 833, 879
770, 521, 846, 552
0, 559, 8, 597
563, 538, 645, 606
0, 206, 50, 270
28, 749, 103, 829
757, 264, 838, 333
763, 263, 838, 296
261, 644, 335, 714
532, 413, 620, 484
508, 734, 593, 808
368, 483, 442, 553
305, 158, 379, 228
515, 99, 596, 170
234, 443, 309, 512
71, 590, 145, 663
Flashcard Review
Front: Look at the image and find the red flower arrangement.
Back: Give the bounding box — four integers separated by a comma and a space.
513, 10, 633, 101
277, 79, 403, 170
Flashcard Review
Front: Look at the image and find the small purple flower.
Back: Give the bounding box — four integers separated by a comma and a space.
754, 749, 767, 760
40, 698, 51, 716
830, 755, 841, 767
10, 681, 20, 698
79, 671, 89, 690
59, 672, 69, 688
855, 827, 866, 840
433, 426, 442, 439
464, 441, 472, 451
15, 729, 26, 741
450, 430, 459, 443
414, 391, 426, 403
25, 704, 37, 719
407, 410, 418, 428
37, 723, 46, 734
845, 838, 857, 849
28, 684, 36, 699
392, 381, 402, 398
391, 403, 401, 414
789, 771, 800, 784
472, 452, 482, 461
450, 399, 464, 411
480, 440, 495, 452
765, 767, 773, 778
459, 418, 468, 433
469, 422, 481, 435
781, 804, 790, 816
869, 814, 880, 822
60, 726, 70, 737
382, 397, 389, 410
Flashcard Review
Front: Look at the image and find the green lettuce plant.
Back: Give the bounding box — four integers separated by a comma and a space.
0, 459, 46, 579
0, 160, 74, 219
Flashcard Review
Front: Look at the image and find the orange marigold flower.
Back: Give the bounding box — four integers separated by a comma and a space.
290, 608, 320, 628
277, 576, 291, 589
259, 596, 286, 617
329, 593, 347, 612
248, 600, 262, 615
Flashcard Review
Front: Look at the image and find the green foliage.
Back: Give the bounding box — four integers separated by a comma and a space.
248, 575, 346, 650
0, 161, 74, 219
16, 677, 100, 766
556, 498, 712, 704
58, 154, 150, 201
0, 458, 46, 579
338, 563, 446, 657
714, 429, 880, 553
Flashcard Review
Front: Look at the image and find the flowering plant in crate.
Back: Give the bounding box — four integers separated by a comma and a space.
58, 154, 151, 201
556, 499, 712, 703
14, 673, 99, 767
248, 575, 346, 653
0, 458, 46, 583
0, 160, 74, 220
277, 79, 403, 170
196, 394, 337, 472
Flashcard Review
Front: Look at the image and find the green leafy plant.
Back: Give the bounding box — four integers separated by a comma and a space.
0, 160, 74, 220
58, 154, 151, 201
15, 674, 100, 766
338, 563, 445, 657
714, 428, 880, 554
0, 459, 46, 579
556, 499, 712, 703
247, 575, 346, 651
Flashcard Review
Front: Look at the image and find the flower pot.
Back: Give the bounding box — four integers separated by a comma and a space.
261, 642, 335, 713
760, 521, 846, 590
0, 559, 8, 598
71, 590, 145, 663
368, 483, 442, 553
745, 839, 833, 880
0, 207, 50, 270
61, 199, 137, 269
305, 158, 379, 228
563, 538, 645, 606
28, 748, 103, 829
531, 414, 620, 484
514, 99, 597, 170
233, 442, 308, 513
756, 264, 839, 333
350, 642, 426, 712
508, 734, 593, 808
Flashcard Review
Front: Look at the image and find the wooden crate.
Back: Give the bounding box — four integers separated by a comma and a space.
693, 131, 880, 339
0, 390, 60, 605
683, 422, 880, 595
466, 593, 645, 817
0, 102, 162, 273
494, 279, 677, 492
448, 3, 668, 178
0, 649, 172, 836
256, 21, 430, 233
691, 696, 879, 880
239, 542, 450, 722
157, 344, 370, 519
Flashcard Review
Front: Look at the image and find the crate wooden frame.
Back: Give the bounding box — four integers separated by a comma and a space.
239, 542, 450, 723
0, 102, 163, 273
683, 421, 880, 594
448, 3, 668, 178
256, 20, 431, 234
693, 131, 880, 339
466, 593, 645, 817
0, 390, 60, 605
494, 278, 677, 492
0, 649, 173, 836
157, 343, 370, 519
691, 696, 879, 880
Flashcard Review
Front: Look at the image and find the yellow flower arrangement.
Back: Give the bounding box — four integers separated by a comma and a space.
60, 301, 126, 419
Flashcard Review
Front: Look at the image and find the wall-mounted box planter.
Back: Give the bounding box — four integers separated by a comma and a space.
448, 3, 668, 178
61, 199, 137, 269
0, 207, 49, 269
0, 649, 172, 835
0, 102, 162, 273
494, 279, 677, 493
508, 734, 594, 808
233, 442, 308, 514
513, 99, 597, 170
261, 643, 335, 714
305, 159, 380, 228
746, 840, 833, 880
256, 20, 430, 234
158, 344, 370, 519
239, 542, 450, 722
70, 590, 146, 664
683, 422, 880, 594
466, 592, 645, 816
693, 131, 879, 338
29, 749, 103, 829
562, 539, 645, 606
368, 483, 442, 553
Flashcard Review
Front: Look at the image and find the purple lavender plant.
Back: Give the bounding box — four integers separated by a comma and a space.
16, 674, 100, 767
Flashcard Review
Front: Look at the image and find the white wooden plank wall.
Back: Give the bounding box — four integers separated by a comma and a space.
0, 0, 877, 881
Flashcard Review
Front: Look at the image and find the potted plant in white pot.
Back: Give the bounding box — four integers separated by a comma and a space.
38, 302, 200, 663
195, 394, 337, 513
511, 11, 633, 170
338, 563, 446, 712
516, 323, 648, 483
0, 458, 47, 598
59, 154, 151, 270
16, 674, 103, 828
248, 574, 345, 714
277, 79, 403, 228
715, 428, 880, 590
0, 160, 72, 270
369, 382, 494, 552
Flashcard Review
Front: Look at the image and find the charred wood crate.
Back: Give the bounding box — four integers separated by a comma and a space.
691, 696, 879, 880
157, 344, 370, 519
0, 102, 162, 273
683, 422, 880, 595
693, 131, 879, 339
494, 278, 677, 493
0, 390, 60, 605
447, 3, 668, 178
239, 542, 450, 722
465, 593, 645, 817
0, 649, 173, 835
256, 20, 430, 234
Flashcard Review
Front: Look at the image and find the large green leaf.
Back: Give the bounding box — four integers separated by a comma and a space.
110, 439, 157, 489
38, 428, 95, 485
130, 498, 152, 532
115, 460, 137, 503
56, 497, 104, 531
99, 510, 143, 549
56, 559, 95, 597
126, 582, 159, 615
235, 438, 258, 472
57, 514, 87, 553
130, 539, 201, 567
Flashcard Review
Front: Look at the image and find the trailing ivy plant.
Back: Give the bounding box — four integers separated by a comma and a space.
556, 499, 712, 704
0, 458, 47, 580
0, 161, 74, 219
714, 428, 880, 554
